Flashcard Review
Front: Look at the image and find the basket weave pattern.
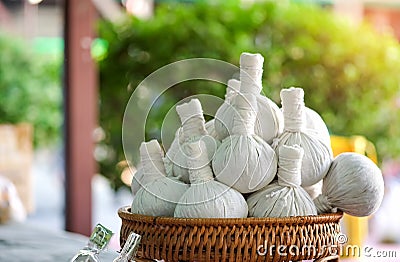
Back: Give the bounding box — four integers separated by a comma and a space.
118, 207, 343, 262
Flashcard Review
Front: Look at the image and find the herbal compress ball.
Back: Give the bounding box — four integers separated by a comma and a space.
314, 152, 384, 217
214, 52, 283, 143
131, 140, 189, 216
174, 140, 248, 218
274, 87, 333, 187
165, 99, 219, 183
213, 93, 277, 193
247, 145, 317, 218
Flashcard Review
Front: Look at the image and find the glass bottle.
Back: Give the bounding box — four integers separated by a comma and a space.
69, 223, 113, 262
113, 232, 141, 262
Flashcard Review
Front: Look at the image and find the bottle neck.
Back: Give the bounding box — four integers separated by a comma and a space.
84, 242, 102, 254
113, 232, 141, 262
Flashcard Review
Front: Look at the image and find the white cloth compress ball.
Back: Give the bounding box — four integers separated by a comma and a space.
174, 140, 248, 218
274, 87, 333, 187
314, 152, 384, 217
166, 99, 220, 183
214, 53, 283, 144
131, 140, 166, 195
131, 140, 189, 217
247, 145, 317, 218
213, 93, 277, 193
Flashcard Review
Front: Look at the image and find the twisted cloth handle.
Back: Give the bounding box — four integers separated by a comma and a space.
239, 52, 264, 94
314, 194, 338, 213
281, 87, 306, 132
185, 140, 214, 184
277, 144, 303, 187
176, 99, 207, 140
232, 93, 258, 135
140, 140, 166, 175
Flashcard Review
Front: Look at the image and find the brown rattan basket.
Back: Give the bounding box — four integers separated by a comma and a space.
118, 206, 343, 262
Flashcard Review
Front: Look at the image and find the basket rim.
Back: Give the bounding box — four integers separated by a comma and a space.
118, 206, 343, 226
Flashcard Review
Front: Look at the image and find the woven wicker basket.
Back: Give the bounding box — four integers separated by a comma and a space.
118, 206, 343, 262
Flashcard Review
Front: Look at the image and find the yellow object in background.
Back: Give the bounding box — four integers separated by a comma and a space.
330, 135, 378, 164
330, 135, 378, 259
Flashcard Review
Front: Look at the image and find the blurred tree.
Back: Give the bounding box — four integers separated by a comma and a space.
0, 32, 62, 147
98, 1, 400, 190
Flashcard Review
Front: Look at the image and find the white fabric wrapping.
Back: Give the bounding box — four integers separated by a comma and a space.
165, 119, 220, 178
274, 87, 333, 187
304, 107, 331, 147
239, 53, 264, 93
278, 86, 331, 154
176, 99, 204, 127
214, 79, 241, 140
205, 119, 220, 142
213, 93, 277, 193
214, 53, 283, 144
131, 140, 166, 195
277, 144, 303, 187
225, 79, 240, 103
314, 153, 384, 217
303, 179, 323, 200
247, 145, 317, 218
174, 140, 248, 218
163, 128, 183, 177
168, 99, 220, 183
131, 176, 189, 217
231, 94, 258, 135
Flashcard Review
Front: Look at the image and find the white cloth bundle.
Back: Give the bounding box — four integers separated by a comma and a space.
131, 140, 188, 217
130, 142, 189, 216
247, 145, 317, 218
165, 117, 219, 177
303, 179, 323, 200
174, 140, 248, 218
314, 153, 384, 217
274, 87, 333, 187
131, 140, 166, 195
166, 99, 220, 183
214, 53, 283, 144
131, 175, 189, 217
213, 93, 277, 193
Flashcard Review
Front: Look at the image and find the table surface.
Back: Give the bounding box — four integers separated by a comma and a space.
0, 222, 117, 261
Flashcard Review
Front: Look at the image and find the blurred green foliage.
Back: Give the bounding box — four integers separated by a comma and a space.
98, 1, 400, 189
0, 32, 62, 147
